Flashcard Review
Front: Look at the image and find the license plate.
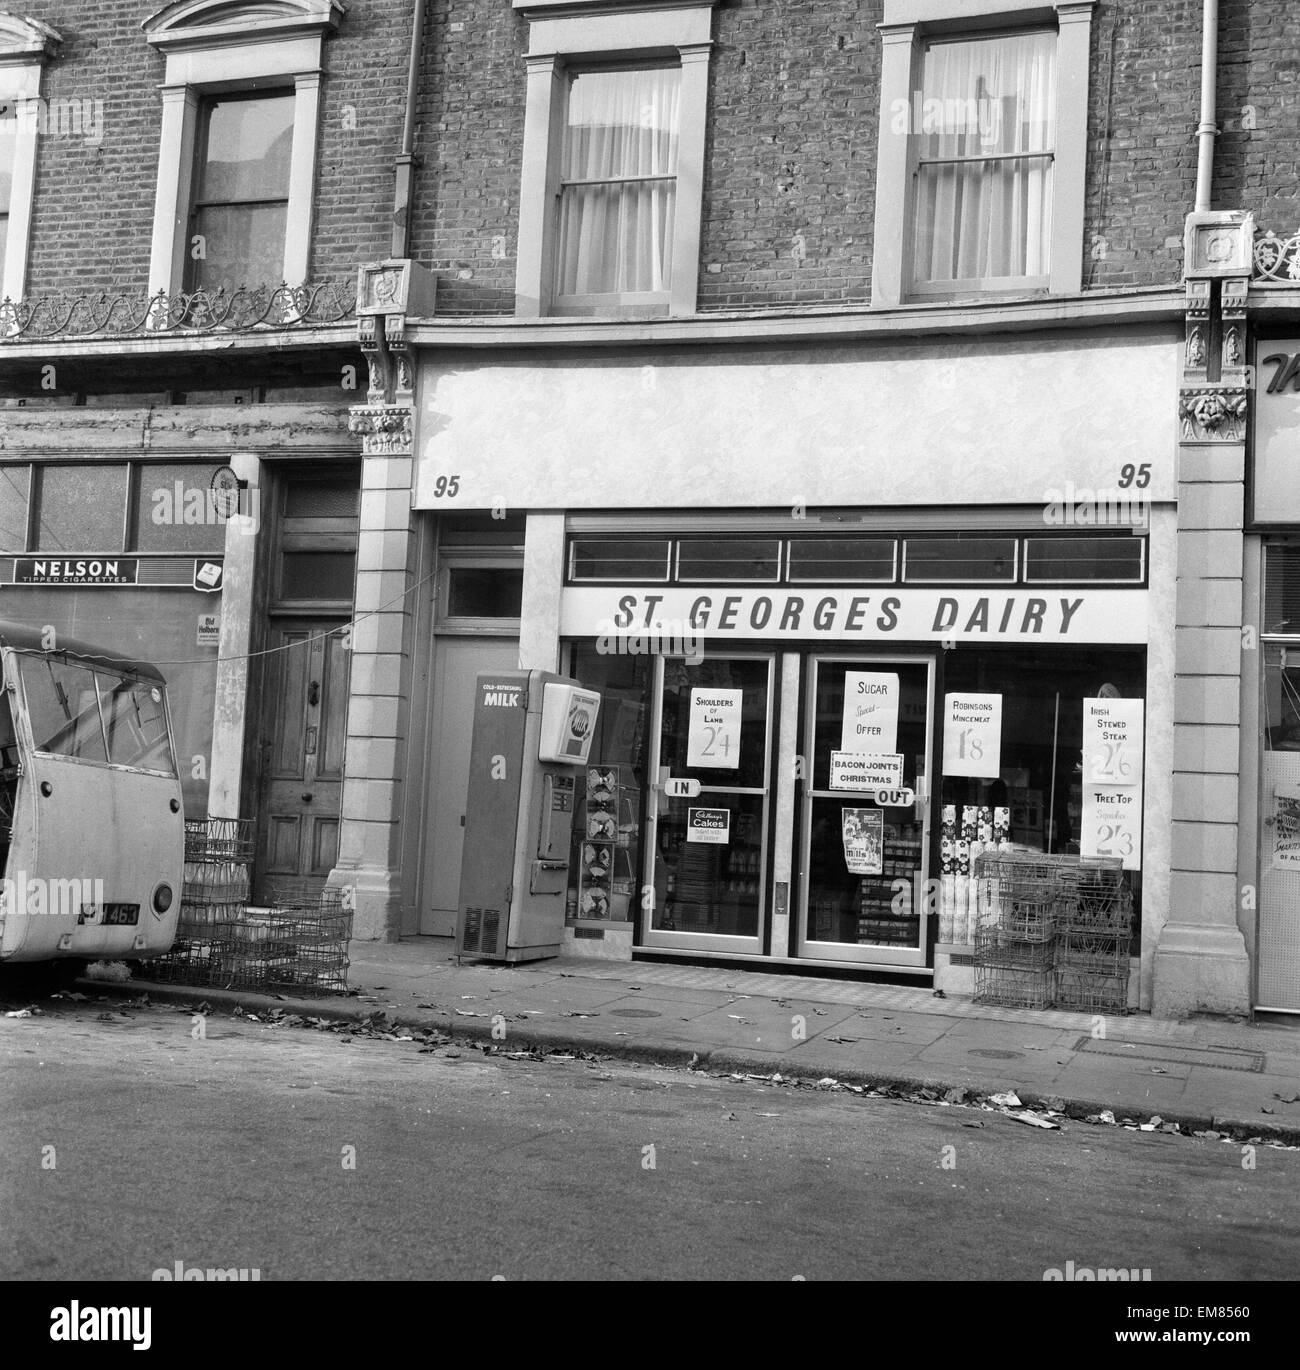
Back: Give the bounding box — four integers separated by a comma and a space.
100, 904, 140, 926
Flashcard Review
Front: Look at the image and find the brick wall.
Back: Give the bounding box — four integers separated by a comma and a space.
11, 1, 1252, 314
17, 1, 407, 297
1212, 0, 1300, 237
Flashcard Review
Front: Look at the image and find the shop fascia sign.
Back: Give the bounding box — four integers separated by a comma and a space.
562, 587, 1147, 644
1252, 339, 1300, 524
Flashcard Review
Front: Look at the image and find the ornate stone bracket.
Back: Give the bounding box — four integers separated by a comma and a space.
348, 405, 413, 456
351, 259, 436, 457
1178, 387, 1248, 442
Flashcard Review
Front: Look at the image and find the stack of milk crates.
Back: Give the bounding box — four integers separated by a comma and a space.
971, 854, 1058, 1009
973, 851, 1131, 1012
1052, 857, 1132, 1012
148, 817, 254, 985
149, 818, 352, 995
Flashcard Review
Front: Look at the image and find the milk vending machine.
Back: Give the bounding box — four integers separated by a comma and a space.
456, 669, 601, 962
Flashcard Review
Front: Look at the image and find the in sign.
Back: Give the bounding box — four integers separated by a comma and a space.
665, 778, 701, 798
873, 787, 916, 807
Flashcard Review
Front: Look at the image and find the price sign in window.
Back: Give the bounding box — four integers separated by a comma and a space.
687, 689, 743, 769
1081, 698, 1144, 870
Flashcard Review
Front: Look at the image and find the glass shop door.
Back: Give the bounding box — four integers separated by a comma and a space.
641, 654, 775, 955
799, 655, 935, 966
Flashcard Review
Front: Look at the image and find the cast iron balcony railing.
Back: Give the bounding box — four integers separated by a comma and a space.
1253, 230, 1300, 283
0, 279, 357, 342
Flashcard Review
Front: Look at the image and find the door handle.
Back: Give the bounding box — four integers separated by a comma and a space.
302, 792, 313, 802
308, 681, 320, 706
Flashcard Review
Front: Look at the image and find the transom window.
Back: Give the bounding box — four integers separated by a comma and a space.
912, 30, 1056, 295
555, 65, 680, 309
187, 91, 295, 293
568, 533, 1147, 587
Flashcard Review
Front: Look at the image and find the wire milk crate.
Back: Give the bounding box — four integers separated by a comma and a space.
149, 887, 352, 995
184, 816, 255, 865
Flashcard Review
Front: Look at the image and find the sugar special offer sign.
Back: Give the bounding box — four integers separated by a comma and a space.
841, 671, 899, 753
1081, 698, 1144, 870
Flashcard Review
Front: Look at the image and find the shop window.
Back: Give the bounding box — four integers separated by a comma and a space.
872, 2, 1094, 306
513, 0, 717, 318
280, 550, 356, 602
566, 644, 653, 922
1264, 543, 1300, 636
186, 91, 294, 293
1264, 645, 1300, 751
903, 536, 1017, 582
132, 464, 227, 554
677, 538, 781, 582
143, 1, 340, 297
942, 645, 1145, 949
788, 537, 897, 583
570, 537, 671, 582
0, 14, 61, 304
1023, 535, 1145, 584
447, 567, 524, 619
35, 464, 128, 552
0, 464, 30, 552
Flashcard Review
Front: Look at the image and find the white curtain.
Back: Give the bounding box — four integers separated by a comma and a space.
556, 67, 680, 298
913, 32, 1055, 287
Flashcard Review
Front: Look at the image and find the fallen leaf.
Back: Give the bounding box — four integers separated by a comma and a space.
1273, 1091, 1300, 1104
961, 1120, 986, 1129
5, 1009, 33, 1018
1151, 1067, 1168, 1075
827, 1036, 860, 1044
453, 1009, 485, 1017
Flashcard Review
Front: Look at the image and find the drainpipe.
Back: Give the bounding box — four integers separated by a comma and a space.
1194, 0, 1218, 212
392, 0, 429, 257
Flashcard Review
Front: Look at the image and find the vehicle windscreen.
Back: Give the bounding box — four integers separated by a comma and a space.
18, 655, 177, 776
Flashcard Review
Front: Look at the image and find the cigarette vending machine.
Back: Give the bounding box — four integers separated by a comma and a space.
456, 669, 601, 962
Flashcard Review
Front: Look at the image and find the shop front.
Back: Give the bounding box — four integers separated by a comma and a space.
1247, 335, 1300, 1012
407, 323, 1178, 999
556, 531, 1154, 984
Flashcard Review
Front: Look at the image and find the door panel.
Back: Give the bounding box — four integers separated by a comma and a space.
642, 654, 774, 954
799, 656, 934, 966
255, 619, 348, 904
420, 636, 520, 936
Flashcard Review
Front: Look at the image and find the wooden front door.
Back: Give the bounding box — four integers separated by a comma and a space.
255, 619, 349, 904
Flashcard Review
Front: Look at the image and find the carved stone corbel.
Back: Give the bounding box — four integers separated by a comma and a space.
1178, 386, 1248, 442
